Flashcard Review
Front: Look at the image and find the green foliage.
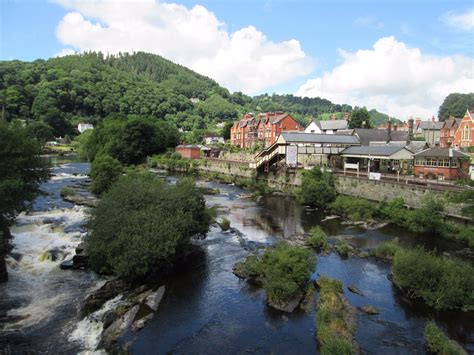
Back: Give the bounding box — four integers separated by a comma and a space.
85, 116, 179, 164
335, 240, 351, 257
222, 121, 234, 140
262, 243, 316, 303
378, 198, 407, 225
90, 154, 122, 195
331, 195, 376, 221
424, 322, 466, 355
438, 93, 474, 121
306, 226, 328, 250
234, 255, 265, 279
393, 247, 474, 311
295, 167, 336, 207
348, 107, 371, 128
60, 187, 75, 197
316, 276, 353, 354
87, 173, 210, 279
219, 217, 231, 231
26, 121, 55, 145
370, 240, 401, 260
0, 123, 50, 226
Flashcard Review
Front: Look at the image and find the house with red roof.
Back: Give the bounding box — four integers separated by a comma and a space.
439, 116, 462, 148
230, 112, 301, 148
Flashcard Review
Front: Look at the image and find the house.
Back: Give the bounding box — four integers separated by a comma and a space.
175, 145, 201, 159
304, 115, 349, 134
440, 116, 462, 148
251, 132, 360, 170
414, 117, 443, 146
339, 146, 414, 175
230, 112, 301, 148
413, 147, 470, 180
453, 110, 474, 148
77, 123, 94, 133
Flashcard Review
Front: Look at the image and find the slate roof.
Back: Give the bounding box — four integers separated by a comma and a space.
340, 146, 408, 157
414, 147, 469, 158
417, 121, 444, 130
351, 128, 408, 146
318, 120, 348, 131
281, 132, 360, 144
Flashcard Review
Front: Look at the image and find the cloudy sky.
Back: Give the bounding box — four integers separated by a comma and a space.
1, 0, 473, 119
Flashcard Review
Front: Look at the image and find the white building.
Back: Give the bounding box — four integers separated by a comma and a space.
77, 123, 94, 133
304, 119, 349, 134
204, 136, 225, 145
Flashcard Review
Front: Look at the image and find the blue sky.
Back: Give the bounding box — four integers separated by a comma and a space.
1, 0, 473, 118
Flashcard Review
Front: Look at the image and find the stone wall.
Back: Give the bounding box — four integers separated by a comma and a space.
198, 159, 255, 179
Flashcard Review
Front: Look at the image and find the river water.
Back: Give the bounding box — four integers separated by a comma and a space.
1, 162, 473, 354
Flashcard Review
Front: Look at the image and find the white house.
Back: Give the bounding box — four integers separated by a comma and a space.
305, 119, 348, 134
204, 136, 225, 145
305, 120, 322, 134
77, 123, 94, 133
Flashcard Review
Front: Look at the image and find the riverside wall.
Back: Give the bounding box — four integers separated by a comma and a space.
194, 159, 465, 217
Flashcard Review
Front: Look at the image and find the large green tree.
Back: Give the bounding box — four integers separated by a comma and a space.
349, 107, 371, 128
438, 93, 474, 121
87, 173, 210, 279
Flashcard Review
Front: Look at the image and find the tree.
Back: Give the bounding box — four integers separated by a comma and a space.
438, 93, 474, 121
295, 167, 336, 207
90, 154, 122, 195
87, 173, 210, 279
349, 107, 371, 128
223, 121, 234, 141
26, 121, 54, 145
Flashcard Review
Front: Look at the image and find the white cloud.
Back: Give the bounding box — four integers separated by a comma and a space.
55, 48, 76, 57
442, 8, 474, 32
354, 16, 384, 29
295, 36, 474, 119
53, 0, 313, 93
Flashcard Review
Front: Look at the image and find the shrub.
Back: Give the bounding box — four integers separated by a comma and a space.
60, 187, 75, 197
457, 226, 474, 248
378, 198, 407, 225
219, 217, 231, 231
87, 173, 210, 279
295, 167, 336, 208
306, 226, 328, 250
424, 321, 466, 355
335, 240, 351, 257
233, 255, 264, 279
316, 276, 353, 354
370, 240, 400, 260
90, 154, 122, 195
393, 247, 474, 311
331, 196, 376, 221
261, 243, 316, 304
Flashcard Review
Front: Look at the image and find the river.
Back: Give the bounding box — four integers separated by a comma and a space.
1, 161, 473, 354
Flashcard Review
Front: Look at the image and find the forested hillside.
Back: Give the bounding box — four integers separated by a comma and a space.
438, 93, 474, 121
0, 51, 395, 138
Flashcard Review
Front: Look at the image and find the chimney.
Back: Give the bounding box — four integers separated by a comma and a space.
407, 118, 414, 145
387, 118, 392, 143
393, 124, 398, 131
343, 112, 350, 121
331, 114, 337, 120
431, 115, 435, 123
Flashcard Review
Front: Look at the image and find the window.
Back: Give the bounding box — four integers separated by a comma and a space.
462, 125, 470, 141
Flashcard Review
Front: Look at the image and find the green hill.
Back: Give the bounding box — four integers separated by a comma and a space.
0, 52, 396, 137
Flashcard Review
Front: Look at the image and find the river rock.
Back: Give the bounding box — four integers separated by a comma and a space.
82, 279, 128, 316
145, 286, 165, 311
63, 194, 98, 207
267, 291, 304, 313
72, 254, 89, 268
347, 284, 364, 296
75, 242, 88, 255
321, 215, 341, 222
102, 310, 118, 329
132, 312, 154, 331
102, 305, 139, 346
60, 259, 74, 270
359, 305, 379, 314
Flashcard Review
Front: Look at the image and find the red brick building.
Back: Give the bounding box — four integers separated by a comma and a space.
439, 116, 462, 148
453, 110, 474, 148
413, 147, 469, 180
176, 145, 201, 159
230, 112, 301, 148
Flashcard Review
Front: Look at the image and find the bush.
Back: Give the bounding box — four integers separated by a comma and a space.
90, 154, 123, 195
295, 167, 336, 208
87, 173, 210, 279
393, 247, 474, 311
60, 187, 75, 197
306, 226, 328, 250
219, 217, 231, 231
378, 198, 407, 225
370, 240, 400, 260
262, 243, 316, 303
331, 196, 376, 221
457, 226, 474, 248
234, 254, 264, 279
335, 240, 351, 257
316, 276, 353, 354
424, 321, 466, 355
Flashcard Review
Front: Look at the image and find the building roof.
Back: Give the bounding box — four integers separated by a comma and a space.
176, 144, 201, 149
280, 132, 360, 144
417, 121, 444, 130
340, 146, 408, 157
414, 147, 469, 158
318, 120, 348, 131
345, 128, 408, 146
